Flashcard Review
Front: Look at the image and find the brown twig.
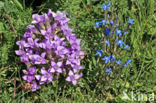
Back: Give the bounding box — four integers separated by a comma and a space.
0, 66, 10, 71
7, 15, 17, 37
13, 79, 16, 98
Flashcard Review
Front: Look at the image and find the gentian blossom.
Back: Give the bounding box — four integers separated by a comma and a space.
116, 29, 122, 36
101, 2, 110, 10
94, 22, 100, 28
105, 40, 110, 46
102, 56, 111, 63
31, 81, 40, 92
116, 60, 121, 65
94, 1, 134, 79
22, 66, 36, 83
124, 44, 130, 50
106, 28, 110, 36
105, 68, 113, 75
66, 70, 82, 85
100, 19, 107, 25
128, 18, 135, 25
96, 50, 104, 57
117, 40, 124, 47
124, 59, 132, 67
15, 10, 84, 91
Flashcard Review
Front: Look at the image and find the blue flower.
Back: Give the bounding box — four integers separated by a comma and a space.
115, 24, 119, 27
117, 40, 124, 47
106, 28, 110, 36
109, 20, 113, 25
116, 29, 122, 36
105, 40, 110, 46
124, 44, 130, 50
123, 32, 128, 35
102, 56, 111, 63
110, 55, 115, 61
128, 18, 135, 25
116, 60, 121, 65
101, 2, 110, 11
101, 41, 104, 43
96, 49, 104, 57
105, 68, 113, 75
94, 22, 100, 28
124, 59, 132, 67
100, 19, 107, 25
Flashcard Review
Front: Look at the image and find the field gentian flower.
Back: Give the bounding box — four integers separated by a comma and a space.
66, 70, 82, 85
15, 9, 84, 91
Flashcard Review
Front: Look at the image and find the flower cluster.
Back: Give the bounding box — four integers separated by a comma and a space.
95, 2, 134, 75
15, 10, 84, 91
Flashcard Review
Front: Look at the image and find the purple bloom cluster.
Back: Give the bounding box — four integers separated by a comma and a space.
15, 10, 84, 91
95, 2, 134, 75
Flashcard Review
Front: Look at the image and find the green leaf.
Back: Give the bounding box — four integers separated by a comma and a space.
14, 0, 23, 10
0, 1, 4, 10
0, 22, 5, 33
92, 56, 96, 67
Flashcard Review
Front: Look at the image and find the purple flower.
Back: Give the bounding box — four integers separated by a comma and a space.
48, 9, 56, 19
15, 50, 25, 56
51, 61, 63, 73
61, 24, 73, 35
27, 25, 36, 33
66, 54, 80, 66
15, 9, 84, 91
31, 81, 40, 92
54, 11, 70, 25
20, 55, 29, 63
22, 66, 36, 82
35, 67, 53, 85
69, 39, 81, 50
29, 53, 47, 64
55, 46, 69, 58
17, 40, 29, 49
72, 65, 83, 73
32, 14, 42, 24
23, 32, 33, 38
27, 38, 35, 48
66, 70, 82, 85
45, 39, 53, 50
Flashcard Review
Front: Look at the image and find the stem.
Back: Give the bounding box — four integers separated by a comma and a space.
7, 15, 17, 37
13, 79, 16, 98
134, 55, 145, 84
